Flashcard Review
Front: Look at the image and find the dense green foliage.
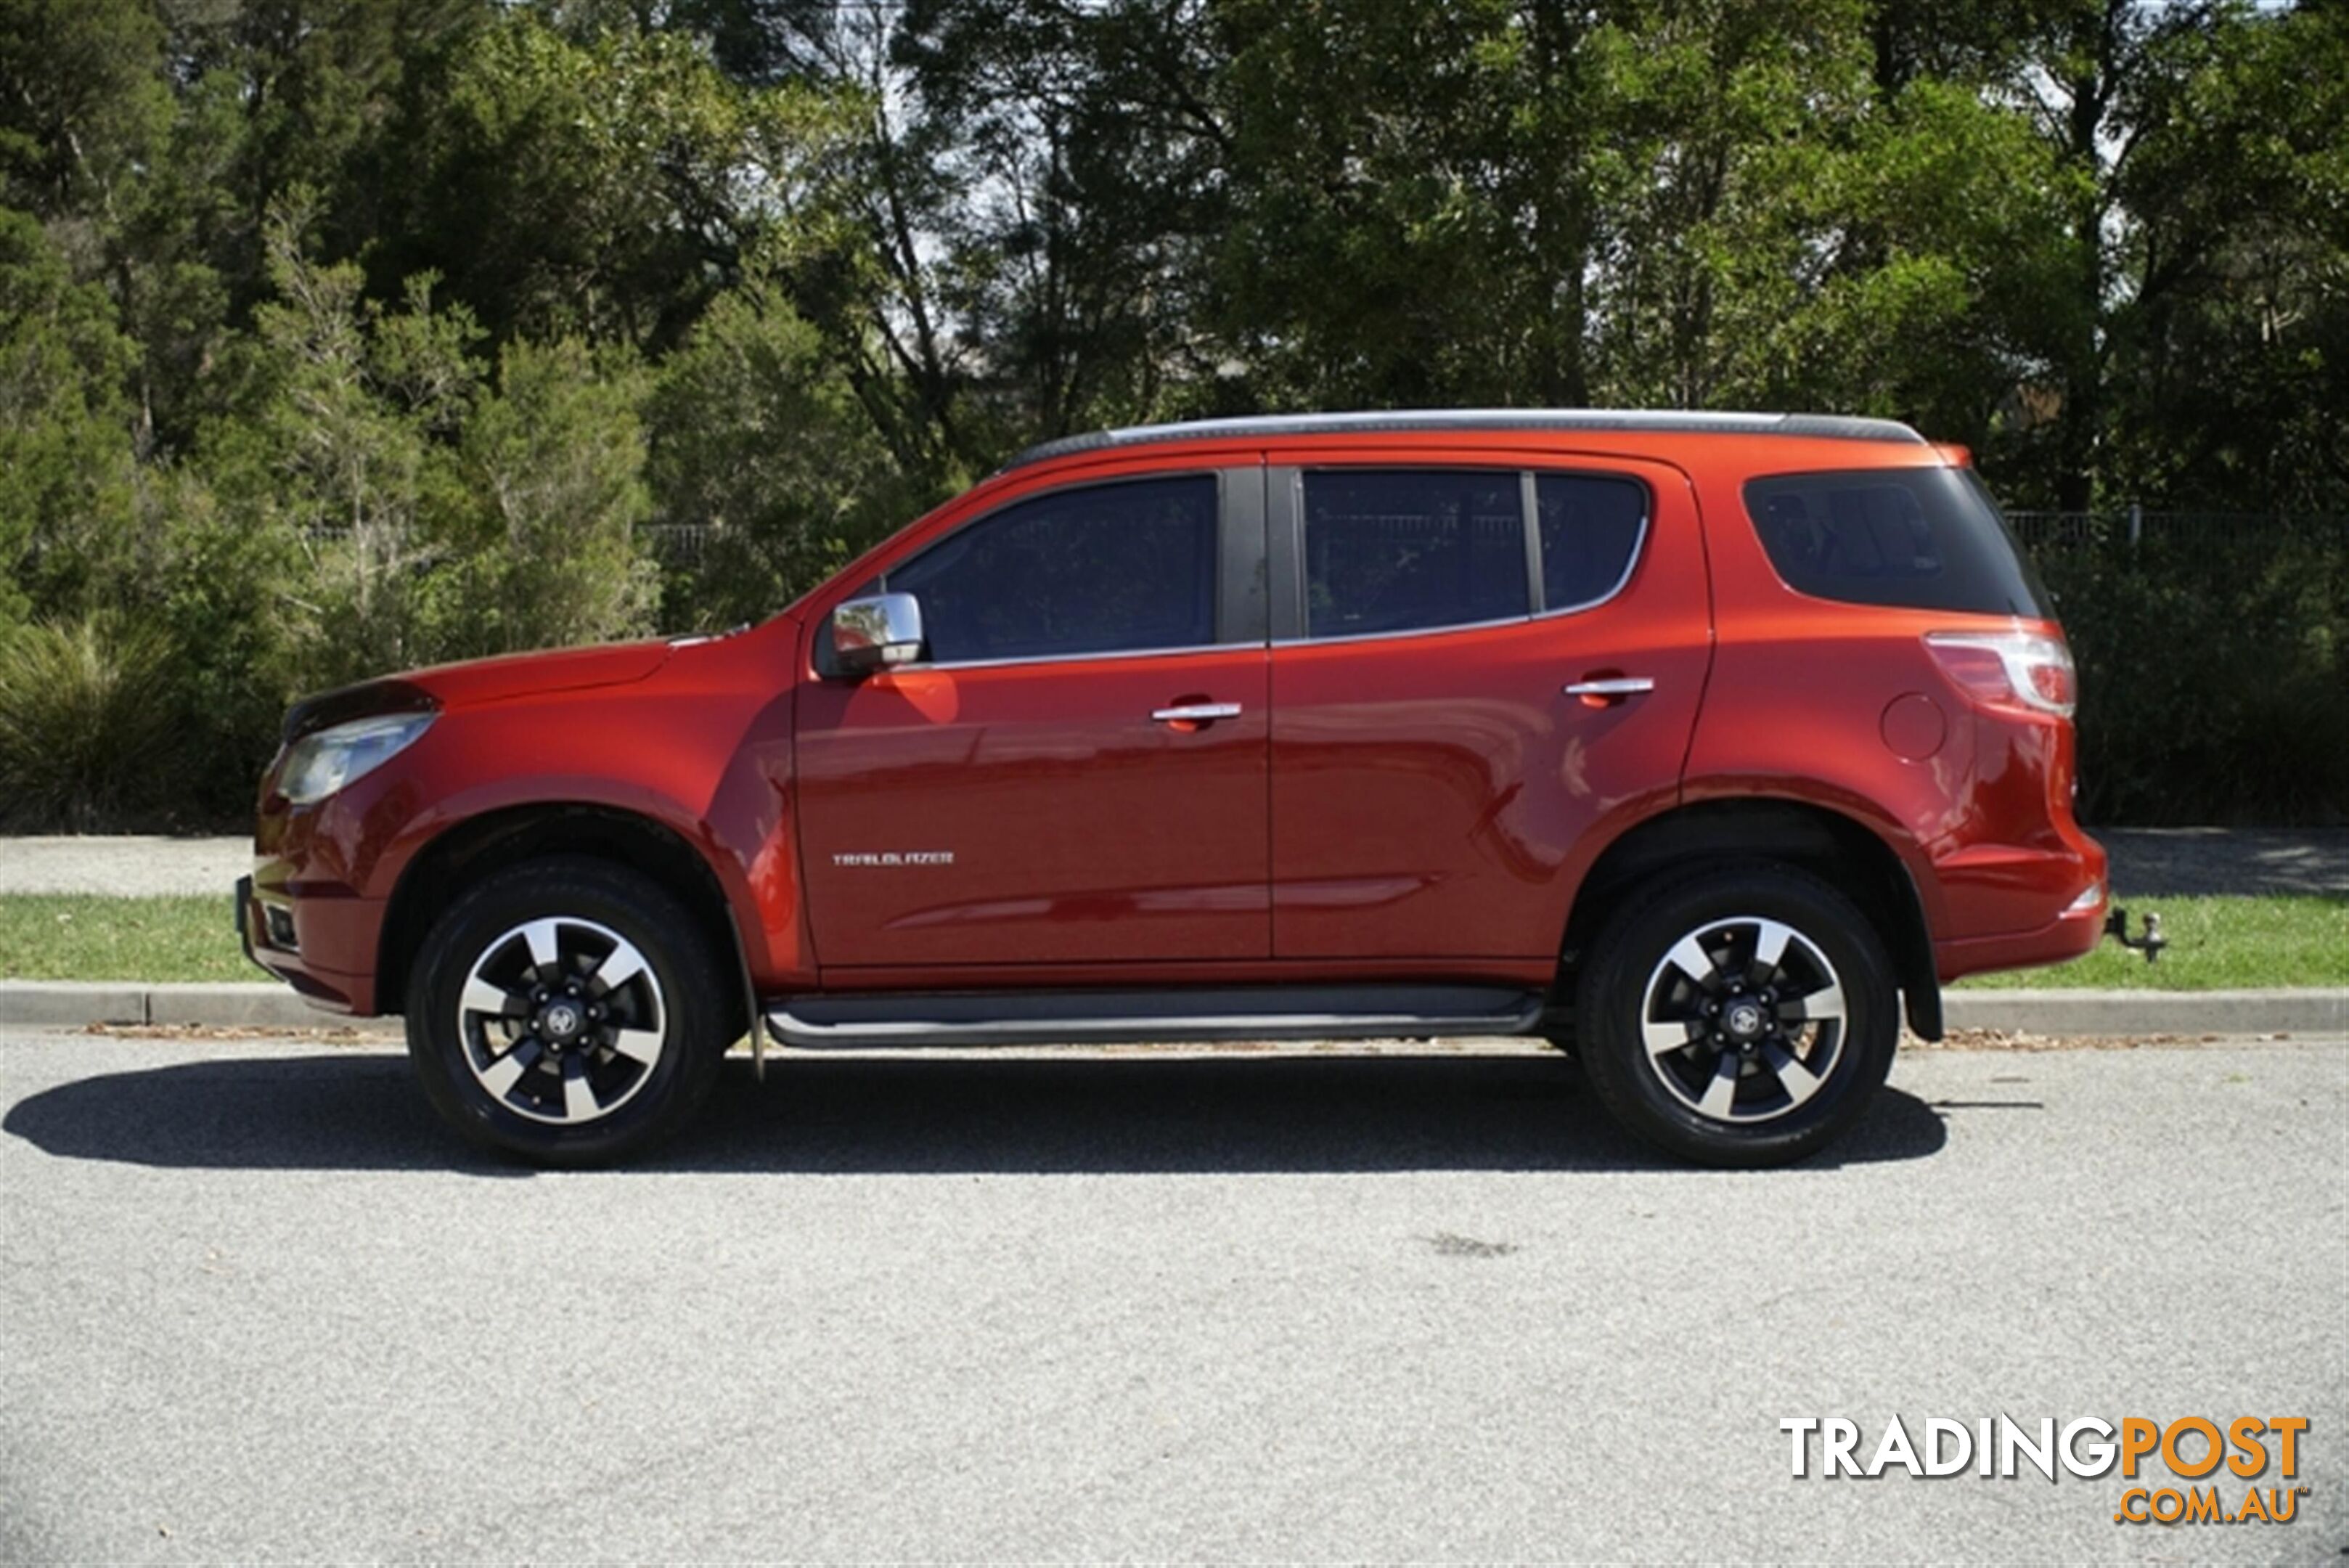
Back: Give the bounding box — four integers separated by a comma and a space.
2037, 518, 2349, 825
0, 0, 2344, 827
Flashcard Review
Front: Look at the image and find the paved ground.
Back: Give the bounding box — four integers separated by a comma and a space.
2099, 827, 2349, 898
5, 829, 2346, 899
3, 1029, 2342, 1563
0, 837, 250, 898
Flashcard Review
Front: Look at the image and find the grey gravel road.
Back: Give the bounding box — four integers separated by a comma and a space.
7, 829, 2347, 899
3, 1031, 2343, 1563
0, 837, 250, 898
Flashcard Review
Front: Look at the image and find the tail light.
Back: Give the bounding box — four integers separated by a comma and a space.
1924, 629, 2076, 717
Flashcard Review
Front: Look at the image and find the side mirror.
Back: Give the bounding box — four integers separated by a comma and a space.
827, 592, 925, 675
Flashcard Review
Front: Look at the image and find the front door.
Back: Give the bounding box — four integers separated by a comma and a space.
796, 470, 1271, 970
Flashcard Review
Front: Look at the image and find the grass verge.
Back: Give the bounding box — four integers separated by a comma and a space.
1, 892, 2342, 991
1951, 894, 2348, 991
0, 894, 253, 983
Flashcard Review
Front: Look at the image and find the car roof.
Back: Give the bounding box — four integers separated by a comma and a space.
999, 408, 1927, 473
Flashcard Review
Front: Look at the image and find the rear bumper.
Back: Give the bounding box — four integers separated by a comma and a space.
1927, 808, 2109, 983
1934, 882, 2108, 983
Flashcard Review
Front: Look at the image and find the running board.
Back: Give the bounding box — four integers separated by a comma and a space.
763, 985, 1546, 1050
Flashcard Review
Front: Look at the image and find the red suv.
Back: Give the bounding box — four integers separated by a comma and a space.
239, 410, 2107, 1167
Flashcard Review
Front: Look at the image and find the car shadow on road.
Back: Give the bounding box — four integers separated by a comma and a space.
4, 1048, 1948, 1175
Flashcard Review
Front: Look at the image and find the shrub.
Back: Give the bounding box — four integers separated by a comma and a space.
2045, 524, 2349, 826
0, 616, 179, 831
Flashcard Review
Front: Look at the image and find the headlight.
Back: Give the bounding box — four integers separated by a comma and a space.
277, 713, 434, 804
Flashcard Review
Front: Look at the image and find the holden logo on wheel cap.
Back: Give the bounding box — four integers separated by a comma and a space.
543, 1002, 581, 1038
1726, 1000, 1765, 1038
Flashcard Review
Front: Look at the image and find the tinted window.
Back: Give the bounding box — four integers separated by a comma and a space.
1303, 470, 1528, 638
1744, 467, 2054, 617
884, 475, 1219, 663
1537, 474, 1647, 610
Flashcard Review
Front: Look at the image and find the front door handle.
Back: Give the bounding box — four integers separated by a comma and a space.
1151, 702, 1243, 724
1564, 677, 1655, 698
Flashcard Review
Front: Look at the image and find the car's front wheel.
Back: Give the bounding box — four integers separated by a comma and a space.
1575, 866, 1898, 1167
405, 857, 732, 1165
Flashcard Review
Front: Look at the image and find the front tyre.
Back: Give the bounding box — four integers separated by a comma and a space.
405, 857, 732, 1165
1576, 867, 1897, 1167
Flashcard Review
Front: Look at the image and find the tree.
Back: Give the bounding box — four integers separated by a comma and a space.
369, 6, 848, 354
646, 270, 919, 626
2106, 1, 2349, 509
441, 335, 658, 655
0, 207, 139, 625
0, 0, 170, 221
201, 205, 478, 687
896, 0, 1233, 441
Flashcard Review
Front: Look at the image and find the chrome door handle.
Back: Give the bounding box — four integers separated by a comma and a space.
1151, 702, 1243, 723
1564, 677, 1655, 697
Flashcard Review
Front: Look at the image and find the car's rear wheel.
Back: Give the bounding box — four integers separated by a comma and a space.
1575, 866, 1897, 1167
405, 857, 732, 1165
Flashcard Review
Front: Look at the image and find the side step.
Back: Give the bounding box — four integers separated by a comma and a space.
764, 984, 1546, 1050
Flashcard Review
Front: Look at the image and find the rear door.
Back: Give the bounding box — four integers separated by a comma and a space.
796, 467, 1272, 970
1265, 452, 1712, 959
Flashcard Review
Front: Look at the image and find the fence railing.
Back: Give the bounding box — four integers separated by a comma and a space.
294, 514, 2349, 570
297, 522, 724, 563
642, 524, 717, 565
2006, 510, 2349, 552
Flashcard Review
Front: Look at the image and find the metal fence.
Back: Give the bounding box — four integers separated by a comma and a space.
2006, 510, 2349, 553
295, 523, 722, 561
299, 513, 2349, 571
642, 524, 718, 565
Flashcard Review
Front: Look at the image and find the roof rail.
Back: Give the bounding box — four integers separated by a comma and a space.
999, 408, 1926, 473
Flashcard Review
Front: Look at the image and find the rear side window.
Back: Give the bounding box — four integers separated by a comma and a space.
1303, 470, 1528, 637
1744, 467, 2054, 618
884, 474, 1218, 663
1537, 474, 1648, 610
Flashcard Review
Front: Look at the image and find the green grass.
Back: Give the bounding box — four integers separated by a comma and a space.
1, 892, 2342, 991
0, 894, 255, 982
1952, 895, 2349, 991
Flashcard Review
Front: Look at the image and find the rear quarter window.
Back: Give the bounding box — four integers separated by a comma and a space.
1536, 473, 1647, 611
1744, 467, 2054, 618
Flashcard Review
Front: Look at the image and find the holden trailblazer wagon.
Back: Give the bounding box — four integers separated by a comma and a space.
238, 409, 2109, 1167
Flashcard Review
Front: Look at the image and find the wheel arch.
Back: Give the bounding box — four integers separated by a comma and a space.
377, 803, 754, 1040
1558, 798, 1942, 1040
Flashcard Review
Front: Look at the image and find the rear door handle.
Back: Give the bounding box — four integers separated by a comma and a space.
1151, 702, 1243, 723
1564, 677, 1655, 698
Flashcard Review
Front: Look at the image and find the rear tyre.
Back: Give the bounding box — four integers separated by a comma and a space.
1575, 866, 1897, 1167
404, 856, 732, 1166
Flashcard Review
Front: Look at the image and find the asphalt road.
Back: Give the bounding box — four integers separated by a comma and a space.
4, 1030, 2344, 1564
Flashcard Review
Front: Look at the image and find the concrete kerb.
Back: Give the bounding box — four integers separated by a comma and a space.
1, 980, 2342, 1041
0, 981, 399, 1032
1942, 987, 2345, 1040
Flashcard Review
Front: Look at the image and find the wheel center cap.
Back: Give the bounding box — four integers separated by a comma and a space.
1724, 999, 1765, 1040
542, 1002, 582, 1040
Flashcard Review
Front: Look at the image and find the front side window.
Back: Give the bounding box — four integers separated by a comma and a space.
1303, 470, 1529, 638
883, 475, 1220, 663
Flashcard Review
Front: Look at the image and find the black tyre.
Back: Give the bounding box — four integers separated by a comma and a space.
404, 856, 733, 1166
1574, 865, 1897, 1167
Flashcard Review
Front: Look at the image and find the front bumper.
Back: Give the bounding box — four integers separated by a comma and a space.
234, 875, 259, 971
236, 867, 379, 1013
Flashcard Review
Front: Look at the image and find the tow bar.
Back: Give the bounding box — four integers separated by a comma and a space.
2104, 906, 2167, 963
